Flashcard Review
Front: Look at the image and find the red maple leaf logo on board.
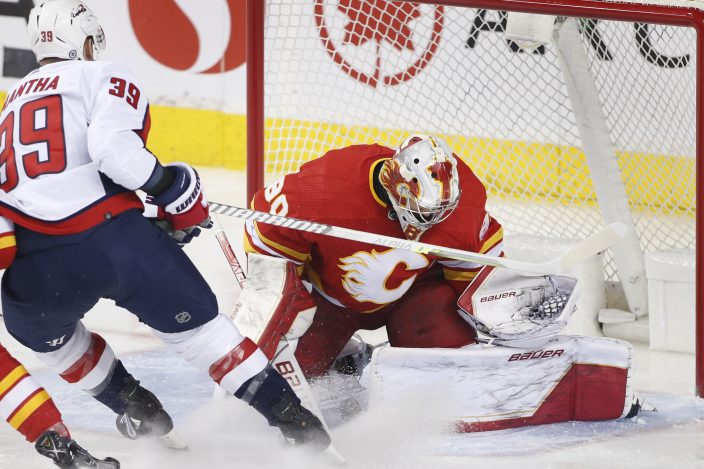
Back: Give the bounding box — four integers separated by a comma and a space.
315, 0, 444, 88
338, 0, 420, 51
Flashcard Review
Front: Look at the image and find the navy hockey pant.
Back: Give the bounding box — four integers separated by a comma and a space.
1, 209, 218, 352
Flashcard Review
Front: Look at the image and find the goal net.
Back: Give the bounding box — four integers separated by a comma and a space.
246, 0, 701, 396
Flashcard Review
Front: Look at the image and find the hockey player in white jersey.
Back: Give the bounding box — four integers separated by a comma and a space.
0, 0, 331, 461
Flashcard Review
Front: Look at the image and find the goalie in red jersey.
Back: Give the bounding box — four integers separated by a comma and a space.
244, 134, 503, 377
241, 134, 645, 430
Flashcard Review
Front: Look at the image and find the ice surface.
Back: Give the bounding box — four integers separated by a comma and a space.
0, 346, 702, 469
0, 169, 701, 469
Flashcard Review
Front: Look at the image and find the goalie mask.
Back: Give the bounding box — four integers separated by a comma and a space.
457, 267, 579, 348
28, 0, 106, 62
380, 134, 461, 240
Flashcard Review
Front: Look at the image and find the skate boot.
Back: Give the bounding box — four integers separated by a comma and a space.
624, 393, 656, 418
333, 334, 374, 378
35, 430, 120, 469
115, 380, 187, 449
236, 364, 332, 451
270, 391, 332, 451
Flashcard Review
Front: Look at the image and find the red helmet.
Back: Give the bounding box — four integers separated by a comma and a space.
380, 134, 460, 240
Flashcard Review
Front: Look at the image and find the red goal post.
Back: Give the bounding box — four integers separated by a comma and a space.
246, 0, 704, 397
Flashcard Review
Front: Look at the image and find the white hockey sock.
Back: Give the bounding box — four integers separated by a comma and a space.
36, 322, 117, 394
154, 314, 268, 394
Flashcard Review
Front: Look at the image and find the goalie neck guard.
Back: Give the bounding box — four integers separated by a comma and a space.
379, 134, 460, 240
28, 0, 106, 62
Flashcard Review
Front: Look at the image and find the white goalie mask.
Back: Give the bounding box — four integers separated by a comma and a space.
380, 134, 461, 240
457, 267, 579, 348
28, 0, 106, 62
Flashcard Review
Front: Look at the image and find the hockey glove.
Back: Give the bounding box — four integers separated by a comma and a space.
141, 162, 212, 246
153, 217, 209, 246
147, 162, 213, 232
142, 197, 210, 247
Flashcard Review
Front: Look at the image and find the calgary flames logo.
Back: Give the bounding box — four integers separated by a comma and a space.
339, 249, 429, 304
315, 0, 444, 87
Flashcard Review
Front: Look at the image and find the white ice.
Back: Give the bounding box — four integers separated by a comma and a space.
0, 168, 701, 469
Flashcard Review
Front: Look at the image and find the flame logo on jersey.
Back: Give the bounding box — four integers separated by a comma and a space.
339, 249, 429, 305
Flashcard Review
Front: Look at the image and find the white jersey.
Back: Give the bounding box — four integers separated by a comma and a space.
0, 60, 155, 234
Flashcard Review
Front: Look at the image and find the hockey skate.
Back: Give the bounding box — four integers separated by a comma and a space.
624, 394, 656, 418
115, 381, 187, 450
323, 334, 376, 423
270, 391, 332, 451
35, 430, 120, 469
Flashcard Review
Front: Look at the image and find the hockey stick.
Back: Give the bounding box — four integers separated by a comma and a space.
212, 218, 247, 287
210, 217, 345, 464
209, 202, 628, 275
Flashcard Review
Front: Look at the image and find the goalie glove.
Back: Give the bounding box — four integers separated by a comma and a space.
457, 266, 578, 348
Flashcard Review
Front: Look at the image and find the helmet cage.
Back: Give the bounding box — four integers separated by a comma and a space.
381, 135, 461, 239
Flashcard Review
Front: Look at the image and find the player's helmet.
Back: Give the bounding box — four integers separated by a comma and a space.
380, 134, 461, 240
27, 0, 106, 62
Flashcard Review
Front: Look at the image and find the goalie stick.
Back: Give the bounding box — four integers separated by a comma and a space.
211, 216, 345, 464
209, 202, 628, 275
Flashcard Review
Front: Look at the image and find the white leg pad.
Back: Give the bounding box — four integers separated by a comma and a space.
368, 335, 635, 431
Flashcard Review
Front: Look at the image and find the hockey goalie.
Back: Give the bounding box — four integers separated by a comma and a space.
234, 134, 645, 432
235, 253, 644, 432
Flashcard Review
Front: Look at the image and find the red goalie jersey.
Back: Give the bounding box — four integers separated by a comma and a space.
246, 144, 503, 313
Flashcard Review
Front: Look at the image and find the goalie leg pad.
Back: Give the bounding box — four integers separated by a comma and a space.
232, 253, 317, 359
368, 335, 635, 431
154, 314, 268, 394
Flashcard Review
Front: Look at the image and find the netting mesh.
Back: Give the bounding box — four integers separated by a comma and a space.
260, 0, 696, 283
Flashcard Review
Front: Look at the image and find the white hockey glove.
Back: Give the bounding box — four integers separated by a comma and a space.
457, 267, 578, 348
